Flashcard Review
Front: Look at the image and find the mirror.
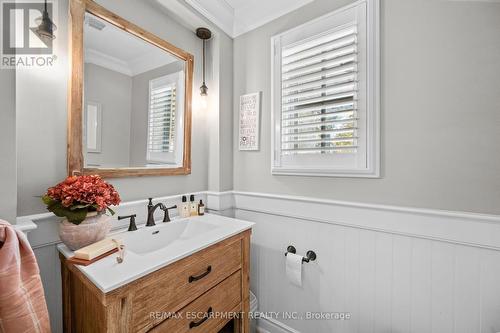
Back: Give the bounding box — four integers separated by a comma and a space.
68, 0, 193, 177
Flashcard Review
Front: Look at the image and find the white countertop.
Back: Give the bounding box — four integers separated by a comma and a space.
57, 214, 254, 293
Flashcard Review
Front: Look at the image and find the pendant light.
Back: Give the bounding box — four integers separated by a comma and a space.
34, 0, 57, 41
196, 27, 211, 109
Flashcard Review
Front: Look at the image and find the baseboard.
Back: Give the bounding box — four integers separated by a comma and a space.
257, 317, 301, 333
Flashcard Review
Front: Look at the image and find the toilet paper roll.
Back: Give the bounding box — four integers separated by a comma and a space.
286, 253, 303, 286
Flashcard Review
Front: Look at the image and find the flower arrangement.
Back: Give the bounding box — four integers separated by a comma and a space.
42, 175, 121, 224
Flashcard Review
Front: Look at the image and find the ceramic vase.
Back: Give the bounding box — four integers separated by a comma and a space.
59, 212, 111, 250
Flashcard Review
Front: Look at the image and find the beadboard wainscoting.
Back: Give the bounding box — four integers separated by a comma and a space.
20, 191, 500, 333
227, 191, 500, 333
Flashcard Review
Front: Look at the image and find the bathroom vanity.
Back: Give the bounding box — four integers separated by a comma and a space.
58, 214, 254, 333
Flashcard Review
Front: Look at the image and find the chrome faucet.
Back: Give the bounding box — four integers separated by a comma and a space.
146, 198, 165, 227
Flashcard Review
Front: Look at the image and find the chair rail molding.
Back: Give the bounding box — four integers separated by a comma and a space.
14, 217, 38, 235
20, 190, 500, 250
229, 191, 500, 251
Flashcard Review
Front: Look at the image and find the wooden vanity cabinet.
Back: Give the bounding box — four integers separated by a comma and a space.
60, 230, 251, 333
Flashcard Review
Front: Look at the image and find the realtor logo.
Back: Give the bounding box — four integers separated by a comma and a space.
1, 0, 57, 68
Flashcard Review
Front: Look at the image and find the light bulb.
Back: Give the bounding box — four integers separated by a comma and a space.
200, 94, 208, 109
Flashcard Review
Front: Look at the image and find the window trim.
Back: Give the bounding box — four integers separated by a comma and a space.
270, 0, 380, 178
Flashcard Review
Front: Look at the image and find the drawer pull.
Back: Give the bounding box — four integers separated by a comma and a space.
189, 307, 212, 328
188, 266, 212, 283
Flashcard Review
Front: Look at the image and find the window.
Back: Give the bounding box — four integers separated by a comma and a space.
271, 0, 379, 177
85, 101, 102, 153
147, 71, 185, 165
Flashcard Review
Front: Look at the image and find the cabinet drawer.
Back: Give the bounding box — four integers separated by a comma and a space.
149, 271, 242, 333
131, 239, 242, 332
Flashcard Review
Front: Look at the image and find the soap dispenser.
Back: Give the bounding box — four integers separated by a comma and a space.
198, 200, 205, 216
180, 195, 190, 218
189, 194, 198, 216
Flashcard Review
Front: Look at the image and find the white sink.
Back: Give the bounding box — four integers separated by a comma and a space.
123, 218, 220, 255
57, 214, 254, 292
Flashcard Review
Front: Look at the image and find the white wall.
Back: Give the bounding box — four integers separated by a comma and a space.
232, 0, 500, 215
232, 193, 500, 333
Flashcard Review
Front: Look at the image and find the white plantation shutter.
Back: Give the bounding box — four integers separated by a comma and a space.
147, 73, 181, 164
281, 25, 358, 156
271, 0, 379, 177
148, 85, 176, 153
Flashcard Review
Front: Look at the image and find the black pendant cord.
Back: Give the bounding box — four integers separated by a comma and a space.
202, 39, 206, 86
196, 27, 211, 96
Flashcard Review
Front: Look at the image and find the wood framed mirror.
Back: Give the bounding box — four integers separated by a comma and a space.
68, 0, 193, 178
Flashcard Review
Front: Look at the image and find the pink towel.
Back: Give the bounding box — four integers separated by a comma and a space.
0, 220, 51, 333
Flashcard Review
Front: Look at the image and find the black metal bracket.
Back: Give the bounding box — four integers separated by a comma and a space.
284, 245, 317, 263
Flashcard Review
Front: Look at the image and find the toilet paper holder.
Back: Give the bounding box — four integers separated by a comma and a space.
284, 245, 317, 263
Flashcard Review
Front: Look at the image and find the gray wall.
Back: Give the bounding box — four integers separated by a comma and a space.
16, 0, 69, 217
232, 0, 500, 215
207, 34, 234, 192
0, 69, 17, 223
129, 61, 185, 166
84, 63, 132, 167
218, 33, 234, 191
16, 0, 212, 216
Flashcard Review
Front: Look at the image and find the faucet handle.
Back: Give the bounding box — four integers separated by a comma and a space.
118, 214, 138, 231
148, 198, 153, 206
162, 205, 178, 222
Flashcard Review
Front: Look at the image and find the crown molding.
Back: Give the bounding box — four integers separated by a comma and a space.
84, 48, 133, 76
128, 52, 177, 76
178, 0, 315, 38
232, 0, 314, 37
184, 0, 234, 36
84, 48, 177, 77
155, 0, 216, 32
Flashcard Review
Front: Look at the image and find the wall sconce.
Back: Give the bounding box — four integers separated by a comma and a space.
196, 27, 211, 109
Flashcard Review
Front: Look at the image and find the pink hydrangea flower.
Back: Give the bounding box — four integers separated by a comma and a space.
46, 175, 121, 212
